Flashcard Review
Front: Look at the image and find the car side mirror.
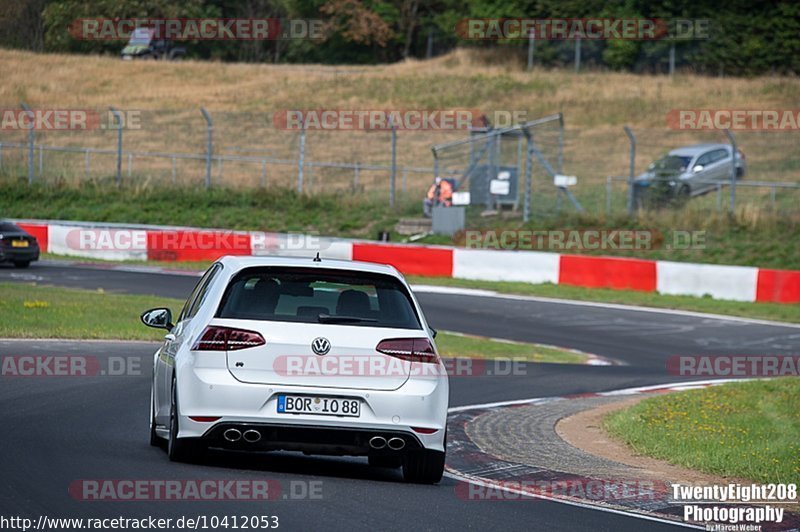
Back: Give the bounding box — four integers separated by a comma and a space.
429, 327, 438, 339
141, 307, 173, 330
692, 165, 704, 173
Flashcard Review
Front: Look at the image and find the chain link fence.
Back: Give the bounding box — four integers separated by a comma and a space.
1, 104, 797, 218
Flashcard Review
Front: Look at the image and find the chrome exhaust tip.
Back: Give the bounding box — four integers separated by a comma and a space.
387, 437, 405, 450
243, 429, 262, 443
369, 436, 387, 450
223, 428, 242, 442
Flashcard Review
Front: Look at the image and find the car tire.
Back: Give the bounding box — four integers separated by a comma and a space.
13, 261, 30, 268
678, 185, 691, 199
369, 454, 402, 469
167, 380, 205, 462
402, 449, 445, 484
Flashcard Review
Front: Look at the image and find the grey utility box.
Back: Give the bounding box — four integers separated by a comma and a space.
432, 206, 465, 236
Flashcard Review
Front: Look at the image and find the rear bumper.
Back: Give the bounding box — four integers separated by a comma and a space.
201, 422, 425, 456
0, 246, 39, 262
176, 365, 448, 453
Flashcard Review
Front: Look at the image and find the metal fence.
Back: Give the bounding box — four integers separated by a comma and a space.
0, 104, 472, 201
432, 113, 585, 221
1, 103, 798, 218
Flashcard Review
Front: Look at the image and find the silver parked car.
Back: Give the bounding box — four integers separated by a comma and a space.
635, 143, 746, 200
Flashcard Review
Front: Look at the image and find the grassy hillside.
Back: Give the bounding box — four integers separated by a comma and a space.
0, 48, 798, 197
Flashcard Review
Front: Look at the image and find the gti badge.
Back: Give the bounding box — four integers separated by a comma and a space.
311, 337, 331, 356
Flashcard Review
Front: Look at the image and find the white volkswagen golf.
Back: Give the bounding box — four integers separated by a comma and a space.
142, 255, 449, 483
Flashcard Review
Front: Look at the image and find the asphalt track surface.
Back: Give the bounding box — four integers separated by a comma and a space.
1, 261, 798, 531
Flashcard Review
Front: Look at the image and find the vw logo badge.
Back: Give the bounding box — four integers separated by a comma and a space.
311, 337, 331, 356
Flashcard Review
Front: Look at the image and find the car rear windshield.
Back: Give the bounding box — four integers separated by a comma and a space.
0, 222, 21, 232
216, 267, 422, 330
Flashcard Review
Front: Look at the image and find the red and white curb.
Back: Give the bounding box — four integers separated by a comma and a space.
14, 218, 800, 304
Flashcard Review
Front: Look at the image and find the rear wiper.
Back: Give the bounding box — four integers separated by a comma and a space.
317, 314, 377, 324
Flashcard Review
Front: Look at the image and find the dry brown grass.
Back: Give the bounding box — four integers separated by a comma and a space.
1, 47, 798, 194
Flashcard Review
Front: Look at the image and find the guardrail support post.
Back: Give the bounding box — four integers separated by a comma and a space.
200, 108, 213, 188
623, 126, 636, 216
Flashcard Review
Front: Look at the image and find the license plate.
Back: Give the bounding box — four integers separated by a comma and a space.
277, 395, 360, 417
11, 240, 29, 248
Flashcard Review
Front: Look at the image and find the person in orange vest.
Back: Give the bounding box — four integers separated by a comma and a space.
423, 176, 453, 217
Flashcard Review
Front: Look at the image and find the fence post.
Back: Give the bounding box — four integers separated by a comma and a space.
38, 145, 43, 175
353, 163, 360, 191
669, 42, 676, 77
390, 119, 397, 207
522, 134, 533, 222
297, 119, 306, 193
487, 134, 497, 210
84, 149, 91, 179
770, 186, 776, 210
21, 103, 34, 184
623, 126, 636, 216
724, 129, 737, 214
526, 28, 535, 70
261, 159, 267, 187
606, 176, 612, 214
0, 142, 3, 170
109, 107, 123, 184
200, 108, 213, 188
127, 153, 133, 177
557, 113, 564, 174
574, 35, 581, 73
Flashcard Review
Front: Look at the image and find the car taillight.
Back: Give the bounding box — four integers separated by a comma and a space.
376, 338, 439, 364
192, 326, 265, 351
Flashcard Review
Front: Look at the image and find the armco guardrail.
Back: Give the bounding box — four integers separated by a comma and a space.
14, 219, 800, 304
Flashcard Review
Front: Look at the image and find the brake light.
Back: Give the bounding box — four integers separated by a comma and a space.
192, 326, 266, 351
411, 426, 439, 434
189, 416, 221, 422
376, 338, 439, 364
